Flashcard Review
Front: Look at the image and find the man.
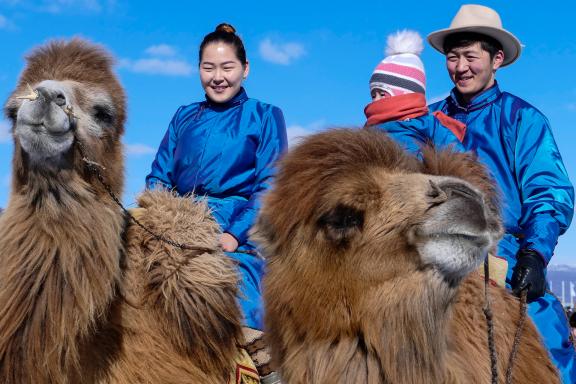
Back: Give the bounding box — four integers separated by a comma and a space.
427, 4, 575, 382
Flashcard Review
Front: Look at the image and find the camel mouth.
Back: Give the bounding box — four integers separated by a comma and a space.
19, 120, 73, 137
423, 231, 490, 248
411, 225, 495, 281
15, 119, 74, 163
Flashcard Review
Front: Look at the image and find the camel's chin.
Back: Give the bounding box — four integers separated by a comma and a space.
417, 234, 491, 281
16, 124, 74, 164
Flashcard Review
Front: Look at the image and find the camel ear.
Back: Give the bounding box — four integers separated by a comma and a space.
317, 204, 364, 247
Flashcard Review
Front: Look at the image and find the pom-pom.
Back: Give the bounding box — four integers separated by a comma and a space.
385, 30, 423, 56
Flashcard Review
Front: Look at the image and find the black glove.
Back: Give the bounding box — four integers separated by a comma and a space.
510, 249, 546, 302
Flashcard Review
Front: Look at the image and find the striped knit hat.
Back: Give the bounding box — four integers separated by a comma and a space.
369, 30, 426, 96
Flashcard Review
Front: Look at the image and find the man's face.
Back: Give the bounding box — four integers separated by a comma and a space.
446, 42, 503, 103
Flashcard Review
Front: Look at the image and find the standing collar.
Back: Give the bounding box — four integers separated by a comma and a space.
449, 81, 502, 112
204, 87, 248, 109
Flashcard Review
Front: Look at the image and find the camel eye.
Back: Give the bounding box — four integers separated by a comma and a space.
6, 106, 17, 122
317, 204, 364, 246
93, 105, 114, 125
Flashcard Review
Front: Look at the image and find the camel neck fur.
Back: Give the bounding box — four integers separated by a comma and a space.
270, 262, 457, 384
0, 167, 124, 383
361, 269, 456, 383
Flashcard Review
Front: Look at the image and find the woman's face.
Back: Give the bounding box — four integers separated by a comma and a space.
200, 42, 249, 103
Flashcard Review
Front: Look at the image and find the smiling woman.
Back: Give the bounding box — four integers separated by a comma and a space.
146, 22, 287, 383
199, 25, 249, 104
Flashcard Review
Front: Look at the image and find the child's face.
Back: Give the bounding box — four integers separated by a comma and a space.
371, 88, 392, 101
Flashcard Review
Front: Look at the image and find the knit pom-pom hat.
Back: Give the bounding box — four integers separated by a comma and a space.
369, 30, 426, 96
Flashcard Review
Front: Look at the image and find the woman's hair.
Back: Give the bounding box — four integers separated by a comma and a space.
443, 32, 503, 60
199, 23, 247, 65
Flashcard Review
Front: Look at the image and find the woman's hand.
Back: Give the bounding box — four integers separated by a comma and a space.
220, 232, 239, 252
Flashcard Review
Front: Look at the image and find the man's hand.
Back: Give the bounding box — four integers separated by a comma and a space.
220, 232, 239, 253
510, 249, 546, 302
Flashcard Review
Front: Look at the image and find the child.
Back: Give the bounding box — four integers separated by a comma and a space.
365, 30, 464, 154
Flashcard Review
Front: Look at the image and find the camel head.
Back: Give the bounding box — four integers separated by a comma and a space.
256, 128, 503, 300
4, 38, 125, 196
256, 128, 556, 384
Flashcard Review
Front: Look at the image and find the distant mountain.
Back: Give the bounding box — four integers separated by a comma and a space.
547, 264, 576, 307
548, 264, 576, 273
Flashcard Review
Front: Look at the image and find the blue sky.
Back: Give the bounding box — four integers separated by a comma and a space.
1, 1, 575, 265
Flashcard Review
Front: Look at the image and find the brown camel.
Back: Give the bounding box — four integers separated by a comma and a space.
254, 127, 560, 383
0, 39, 243, 383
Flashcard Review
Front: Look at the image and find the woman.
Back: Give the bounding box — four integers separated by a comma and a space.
146, 23, 287, 350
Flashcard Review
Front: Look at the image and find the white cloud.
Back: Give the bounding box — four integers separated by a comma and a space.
38, 0, 102, 13
286, 120, 326, 147
426, 93, 449, 106
125, 143, 156, 156
119, 58, 193, 77
0, 120, 11, 143
145, 44, 177, 57
286, 125, 312, 147
120, 44, 193, 77
259, 38, 305, 65
2, 0, 116, 14
0, 14, 16, 29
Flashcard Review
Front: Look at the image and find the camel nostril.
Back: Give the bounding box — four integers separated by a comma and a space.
35, 86, 66, 106
439, 182, 482, 203
427, 180, 448, 204
54, 93, 66, 106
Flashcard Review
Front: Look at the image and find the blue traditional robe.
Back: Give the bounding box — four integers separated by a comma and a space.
372, 113, 466, 155
429, 83, 575, 383
146, 88, 287, 330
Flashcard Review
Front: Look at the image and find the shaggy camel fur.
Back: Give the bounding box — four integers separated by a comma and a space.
0, 39, 242, 383
254, 128, 559, 384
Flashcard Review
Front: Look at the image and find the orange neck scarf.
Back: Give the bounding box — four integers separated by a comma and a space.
364, 93, 428, 126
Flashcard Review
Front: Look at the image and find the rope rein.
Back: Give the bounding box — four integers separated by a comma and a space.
505, 290, 528, 384
483, 255, 529, 384
75, 138, 256, 257
483, 256, 499, 384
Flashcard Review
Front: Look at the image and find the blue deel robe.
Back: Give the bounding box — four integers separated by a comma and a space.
371, 112, 466, 155
428, 83, 576, 383
146, 88, 288, 330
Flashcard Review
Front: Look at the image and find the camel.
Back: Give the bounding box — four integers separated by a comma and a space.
0, 39, 245, 383
254, 128, 560, 383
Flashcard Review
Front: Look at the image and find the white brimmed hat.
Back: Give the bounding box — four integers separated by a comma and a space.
427, 4, 522, 66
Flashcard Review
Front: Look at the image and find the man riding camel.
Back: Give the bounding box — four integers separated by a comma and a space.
427, 4, 575, 382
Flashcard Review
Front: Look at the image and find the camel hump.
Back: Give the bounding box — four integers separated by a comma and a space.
128, 207, 146, 221
125, 189, 243, 375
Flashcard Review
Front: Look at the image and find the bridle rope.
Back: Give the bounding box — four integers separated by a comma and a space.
483, 256, 528, 384
75, 135, 257, 257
